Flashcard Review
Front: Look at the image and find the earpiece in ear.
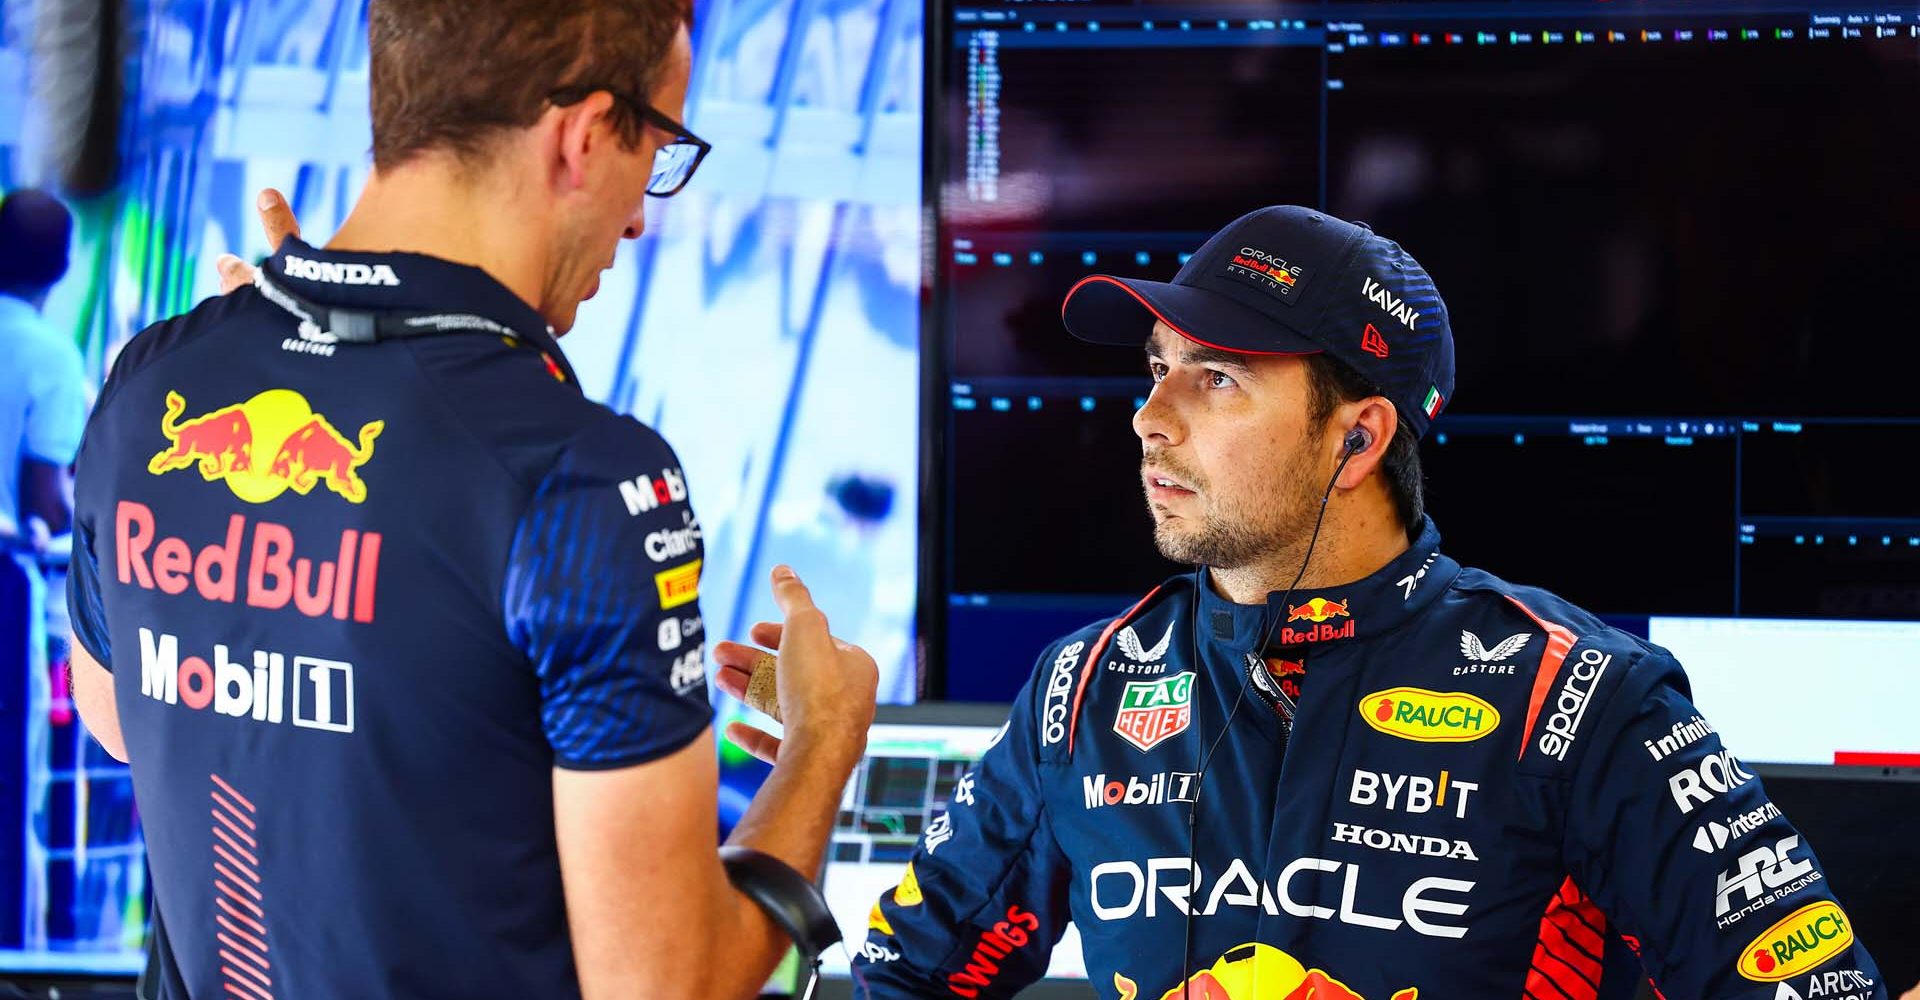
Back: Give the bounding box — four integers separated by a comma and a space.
1343, 427, 1373, 454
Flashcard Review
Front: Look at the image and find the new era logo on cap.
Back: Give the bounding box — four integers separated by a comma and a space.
1362, 324, 1390, 359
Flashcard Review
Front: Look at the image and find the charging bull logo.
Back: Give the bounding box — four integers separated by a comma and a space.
1114, 943, 1417, 1000
150, 390, 383, 503
1287, 597, 1349, 623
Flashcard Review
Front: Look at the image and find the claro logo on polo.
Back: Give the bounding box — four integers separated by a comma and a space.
138, 628, 354, 734
1040, 641, 1085, 746
1537, 647, 1611, 761
1088, 857, 1473, 938
1737, 901, 1854, 982
1360, 688, 1499, 743
645, 510, 702, 563
281, 254, 400, 286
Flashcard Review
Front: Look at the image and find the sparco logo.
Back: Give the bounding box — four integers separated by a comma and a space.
1041, 641, 1085, 746
282, 254, 400, 286
1537, 647, 1610, 761
1087, 856, 1474, 938
1362, 277, 1420, 330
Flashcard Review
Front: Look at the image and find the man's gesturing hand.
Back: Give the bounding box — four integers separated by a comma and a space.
713, 565, 877, 766
214, 188, 302, 293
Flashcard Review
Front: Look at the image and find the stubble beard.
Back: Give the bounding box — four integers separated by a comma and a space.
1145, 439, 1325, 570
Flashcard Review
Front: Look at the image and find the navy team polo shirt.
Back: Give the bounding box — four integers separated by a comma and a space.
68, 239, 712, 998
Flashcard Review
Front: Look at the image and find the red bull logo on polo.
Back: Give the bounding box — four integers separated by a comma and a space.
1114, 942, 1418, 1000
114, 501, 381, 622
150, 389, 383, 503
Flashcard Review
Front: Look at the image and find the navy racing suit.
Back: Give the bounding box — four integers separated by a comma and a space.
856, 518, 1885, 1000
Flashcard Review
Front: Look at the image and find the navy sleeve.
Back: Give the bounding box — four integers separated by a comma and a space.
856, 639, 1078, 999
1564, 655, 1886, 1000
502, 417, 713, 769
66, 387, 114, 671
67, 509, 113, 670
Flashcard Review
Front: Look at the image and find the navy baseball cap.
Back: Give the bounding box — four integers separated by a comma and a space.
1061, 205, 1457, 440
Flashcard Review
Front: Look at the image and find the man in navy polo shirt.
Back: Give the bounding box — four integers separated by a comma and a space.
66, 1, 875, 997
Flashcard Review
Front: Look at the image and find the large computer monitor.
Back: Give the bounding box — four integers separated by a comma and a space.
921, 0, 1920, 705
818, 704, 1092, 995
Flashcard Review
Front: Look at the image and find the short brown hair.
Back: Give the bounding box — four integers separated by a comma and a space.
368, 0, 690, 170
1303, 353, 1426, 539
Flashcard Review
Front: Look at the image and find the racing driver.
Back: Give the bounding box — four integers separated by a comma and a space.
853, 207, 1887, 999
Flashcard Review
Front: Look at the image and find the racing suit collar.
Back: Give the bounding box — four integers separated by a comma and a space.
262, 236, 574, 380
1193, 516, 1459, 650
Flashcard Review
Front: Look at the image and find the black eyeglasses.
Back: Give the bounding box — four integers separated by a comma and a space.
549, 86, 712, 197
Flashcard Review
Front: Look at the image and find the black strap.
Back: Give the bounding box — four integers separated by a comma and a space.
254, 268, 527, 345
718, 846, 842, 962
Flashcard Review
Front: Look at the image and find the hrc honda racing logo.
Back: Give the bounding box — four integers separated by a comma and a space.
138, 628, 355, 733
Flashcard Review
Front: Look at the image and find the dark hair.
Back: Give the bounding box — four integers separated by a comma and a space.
367, 0, 690, 171
1303, 353, 1425, 539
0, 189, 74, 292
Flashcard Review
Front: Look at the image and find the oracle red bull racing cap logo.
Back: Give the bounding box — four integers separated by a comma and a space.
150, 389, 383, 503
1114, 942, 1417, 1000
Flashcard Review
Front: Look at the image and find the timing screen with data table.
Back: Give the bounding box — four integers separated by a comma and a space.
927, 0, 1920, 701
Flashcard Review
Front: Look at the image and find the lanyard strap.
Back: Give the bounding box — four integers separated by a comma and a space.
253, 267, 527, 345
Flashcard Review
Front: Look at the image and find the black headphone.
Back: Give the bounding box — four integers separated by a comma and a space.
1344, 426, 1373, 456
1176, 423, 1369, 990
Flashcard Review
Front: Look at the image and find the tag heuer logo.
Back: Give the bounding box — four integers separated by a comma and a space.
1113, 671, 1195, 752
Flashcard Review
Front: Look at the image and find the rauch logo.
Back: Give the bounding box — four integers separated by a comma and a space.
1360, 688, 1500, 743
